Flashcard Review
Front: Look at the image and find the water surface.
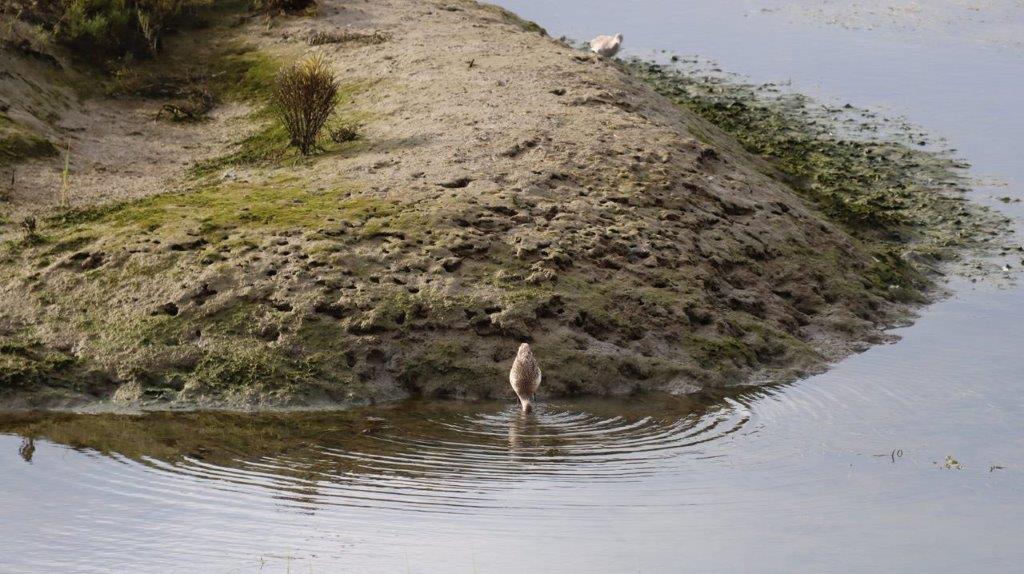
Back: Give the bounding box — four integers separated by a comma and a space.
2, 1, 1023, 572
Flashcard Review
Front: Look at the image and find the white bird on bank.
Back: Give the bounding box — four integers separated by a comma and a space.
509, 343, 542, 413
590, 33, 623, 57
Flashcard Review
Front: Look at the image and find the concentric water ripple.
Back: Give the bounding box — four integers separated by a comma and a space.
0, 398, 751, 517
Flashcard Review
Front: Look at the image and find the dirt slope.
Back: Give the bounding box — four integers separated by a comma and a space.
0, 0, 972, 409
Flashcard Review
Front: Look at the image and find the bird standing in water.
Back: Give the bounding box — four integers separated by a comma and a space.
18, 437, 34, 463
509, 343, 542, 412
590, 33, 624, 58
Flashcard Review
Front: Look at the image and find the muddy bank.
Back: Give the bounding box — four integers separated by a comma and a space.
0, 0, 1007, 410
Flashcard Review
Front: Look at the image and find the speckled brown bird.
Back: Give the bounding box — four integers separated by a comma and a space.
509, 343, 542, 412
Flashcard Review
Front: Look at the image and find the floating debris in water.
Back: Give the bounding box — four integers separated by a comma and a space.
940, 455, 964, 470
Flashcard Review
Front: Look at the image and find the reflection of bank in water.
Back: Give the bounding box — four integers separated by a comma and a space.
0, 393, 752, 498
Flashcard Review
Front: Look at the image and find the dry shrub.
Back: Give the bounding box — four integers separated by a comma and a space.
329, 121, 359, 144
273, 54, 338, 155
20, 215, 36, 236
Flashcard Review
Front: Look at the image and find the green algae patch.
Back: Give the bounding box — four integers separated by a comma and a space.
0, 338, 77, 390
54, 183, 396, 237
0, 174, 435, 407
623, 58, 1006, 259
210, 48, 285, 104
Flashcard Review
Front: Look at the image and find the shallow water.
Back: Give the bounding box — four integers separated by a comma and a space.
2, 2, 1023, 572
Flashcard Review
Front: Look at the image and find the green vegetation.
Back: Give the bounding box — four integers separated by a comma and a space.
186, 337, 317, 391
0, 338, 77, 389
164, 44, 365, 174
11, 0, 215, 57
623, 57, 1007, 304
480, 3, 546, 35
0, 114, 57, 165
50, 182, 394, 236
623, 59, 983, 238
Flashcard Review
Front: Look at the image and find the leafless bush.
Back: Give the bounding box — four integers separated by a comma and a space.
273, 55, 338, 155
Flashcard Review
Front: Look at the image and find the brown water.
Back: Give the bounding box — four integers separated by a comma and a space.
2, 1, 1024, 572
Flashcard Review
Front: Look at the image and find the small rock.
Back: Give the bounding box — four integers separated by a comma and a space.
438, 176, 472, 189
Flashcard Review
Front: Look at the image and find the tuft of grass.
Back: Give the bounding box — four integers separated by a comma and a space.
0, 114, 57, 165
186, 337, 317, 390
19, 215, 37, 237
193, 54, 362, 174
273, 54, 339, 155
328, 121, 360, 144
0, 337, 77, 389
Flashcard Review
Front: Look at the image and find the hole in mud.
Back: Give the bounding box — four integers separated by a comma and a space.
366, 349, 387, 364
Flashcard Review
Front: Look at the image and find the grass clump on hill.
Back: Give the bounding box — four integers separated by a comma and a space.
273, 54, 338, 155
193, 53, 362, 174
0, 113, 57, 165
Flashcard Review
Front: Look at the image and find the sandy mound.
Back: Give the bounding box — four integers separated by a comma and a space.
0, 0, 1001, 409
